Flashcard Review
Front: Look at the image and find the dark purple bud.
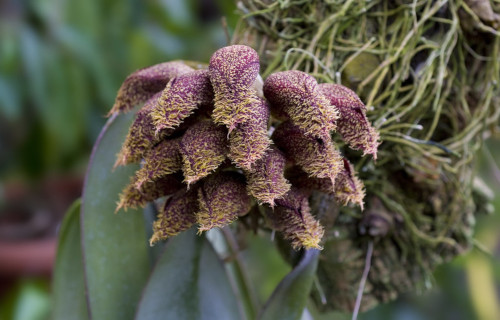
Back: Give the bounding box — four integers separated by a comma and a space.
209, 45, 262, 131
179, 120, 228, 186
319, 83, 380, 159
108, 61, 194, 115
228, 97, 271, 170
196, 172, 251, 231
135, 138, 182, 189
245, 147, 290, 207
150, 188, 199, 244
270, 188, 324, 250
151, 69, 214, 133
116, 174, 184, 212
272, 121, 343, 184
264, 70, 337, 138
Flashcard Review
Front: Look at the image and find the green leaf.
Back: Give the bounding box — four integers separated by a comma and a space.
135, 229, 244, 320
259, 249, 320, 320
82, 111, 151, 320
52, 199, 89, 320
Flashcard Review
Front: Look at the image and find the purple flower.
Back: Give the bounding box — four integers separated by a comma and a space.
150, 69, 214, 134
272, 121, 343, 184
196, 172, 251, 231
108, 61, 193, 115
245, 147, 290, 207
319, 83, 380, 159
135, 138, 182, 190
269, 188, 324, 249
116, 174, 184, 212
228, 97, 271, 170
150, 188, 199, 244
209, 45, 262, 132
179, 120, 228, 186
264, 70, 337, 139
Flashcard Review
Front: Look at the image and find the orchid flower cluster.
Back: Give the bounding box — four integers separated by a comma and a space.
109, 45, 379, 250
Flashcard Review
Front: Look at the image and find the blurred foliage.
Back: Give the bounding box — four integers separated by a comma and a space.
0, 0, 238, 180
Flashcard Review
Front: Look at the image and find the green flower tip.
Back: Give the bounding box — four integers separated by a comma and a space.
108, 61, 194, 116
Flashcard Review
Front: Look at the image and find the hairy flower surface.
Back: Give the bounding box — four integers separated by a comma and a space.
228, 97, 271, 170
109, 61, 194, 115
273, 121, 343, 184
197, 172, 251, 231
150, 188, 199, 245
112, 45, 380, 250
270, 188, 324, 250
135, 138, 182, 190
287, 159, 365, 209
179, 120, 228, 186
319, 83, 379, 159
209, 45, 261, 131
264, 70, 337, 138
116, 174, 183, 212
245, 147, 290, 206
151, 69, 214, 133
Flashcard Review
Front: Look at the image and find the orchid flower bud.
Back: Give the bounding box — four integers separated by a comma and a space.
108, 61, 193, 115
151, 69, 214, 134
150, 188, 199, 245
209, 45, 262, 132
270, 188, 324, 250
196, 172, 251, 232
114, 93, 163, 167
135, 138, 182, 190
245, 147, 291, 207
272, 121, 343, 184
264, 70, 337, 138
319, 83, 380, 159
287, 158, 365, 209
179, 120, 228, 186
228, 97, 271, 170
116, 174, 183, 212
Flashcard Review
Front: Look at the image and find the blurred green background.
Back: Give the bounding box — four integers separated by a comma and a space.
0, 0, 498, 319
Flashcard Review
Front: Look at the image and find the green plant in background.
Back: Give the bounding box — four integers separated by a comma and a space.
45, 0, 500, 320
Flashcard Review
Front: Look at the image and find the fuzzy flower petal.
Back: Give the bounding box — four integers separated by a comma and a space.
270, 188, 324, 250
209, 45, 262, 131
264, 70, 337, 138
228, 97, 271, 170
151, 69, 214, 133
272, 121, 343, 183
115, 93, 164, 166
116, 174, 184, 212
287, 159, 365, 209
245, 147, 290, 206
135, 138, 182, 189
319, 83, 380, 159
179, 120, 228, 186
108, 61, 194, 115
150, 188, 199, 245
196, 172, 251, 231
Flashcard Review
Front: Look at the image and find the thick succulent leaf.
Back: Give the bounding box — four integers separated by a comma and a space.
82, 111, 151, 320
52, 199, 89, 320
259, 250, 320, 320
135, 229, 243, 320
